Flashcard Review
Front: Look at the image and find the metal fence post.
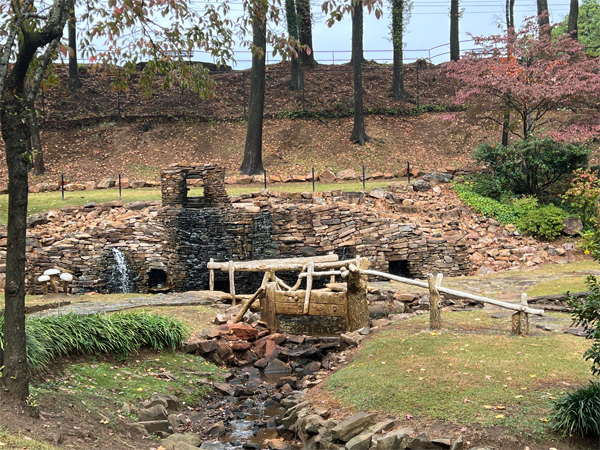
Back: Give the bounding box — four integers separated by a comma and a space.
119, 174, 122, 199
61, 174, 65, 201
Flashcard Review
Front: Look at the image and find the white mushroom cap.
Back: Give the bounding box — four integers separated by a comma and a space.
60, 273, 73, 282
38, 275, 50, 282
43, 269, 61, 276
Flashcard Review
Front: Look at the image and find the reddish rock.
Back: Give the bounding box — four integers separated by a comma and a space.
217, 324, 232, 335
337, 169, 358, 181
318, 170, 336, 183
230, 323, 258, 341
230, 341, 253, 352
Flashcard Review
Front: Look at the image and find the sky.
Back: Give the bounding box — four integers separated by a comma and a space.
187, 0, 572, 69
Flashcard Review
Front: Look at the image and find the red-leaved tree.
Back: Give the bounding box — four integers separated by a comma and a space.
446, 18, 600, 142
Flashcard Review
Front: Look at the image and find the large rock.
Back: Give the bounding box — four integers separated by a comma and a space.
319, 170, 337, 182
207, 420, 226, 437
138, 404, 168, 421
337, 169, 358, 181
152, 393, 179, 410
214, 382, 235, 396
97, 178, 116, 189
562, 216, 583, 236
161, 433, 202, 449
265, 358, 291, 374
450, 435, 463, 450
412, 180, 431, 192
139, 420, 171, 434
407, 433, 438, 450
423, 172, 453, 184
331, 412, 376, 443
201, 441, 228, 450
230, 323, 259, 340
345, 432, 373, 450
375, 428, 412, 450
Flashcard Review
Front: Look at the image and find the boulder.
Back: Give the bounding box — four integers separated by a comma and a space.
264, 358, 291, 374
423, 172, 453, 184
131, 180, 146, 189
139, 420, 171, 434
207, 420, 226, 437
152, 393, 179, 410
337, 169, 358, 181
407, 433, 438, 450
161, 433, 202, 448
230, 323, 259, 340
375, 428, 412, 450
64, 183, 85, 191
450, 436, 464, 450
369, 188, 386, 199
331, 412, 376, 443
319, 170, 337, 183
138, 404, 168, 421
213, 382, 235, 396
97, 178, 116, 189
345, 432, 373, 450
412, 180, 431, 192
562, 216, 583, 236
200, 441, 228, 450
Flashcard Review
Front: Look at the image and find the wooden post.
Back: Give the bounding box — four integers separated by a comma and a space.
428, 273, 441, 330
512, 293, 530, 336
228, 260, 236, 305
209, 258, 215, 291
347, 257, 370, 331
234, 286, 265, 323
303, 262, 314, 314
261, 282, 278, 333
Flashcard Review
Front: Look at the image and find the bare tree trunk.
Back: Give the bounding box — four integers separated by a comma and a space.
350, 0, 370, 145
296, 0, 316, 67
286, 0, 303, 90
240, 6, 267, 175
391, 0, 404, 99
450, 0, 460, 61
568, 0, 579, 40
1, 96, 31, 409
68, 0, 81, 92
506, 0, 515, 29
28, 110, 45, 175
537, 0, 551, 37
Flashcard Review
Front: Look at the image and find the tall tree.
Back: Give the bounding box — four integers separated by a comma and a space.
450, 0, 460, 61
506, 0, 515, 30
537, 0, 551, 37
240, 1, 268, 175
0, 0, 70, 409
286, 0, 303, 90
568, 0, 580, 40
350, 0, 369, 144
501, 0, 515, 146
296, 0, 317, 67
553, 0, 600, 53
67, 0, 81, 92
391, 0, 412, 99
29, 110, 45, 176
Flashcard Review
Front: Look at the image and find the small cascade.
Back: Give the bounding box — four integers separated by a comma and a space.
109, 248, 135, 293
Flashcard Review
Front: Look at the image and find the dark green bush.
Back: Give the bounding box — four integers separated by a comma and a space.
515, 204, 567, 240
551, 381, 600, 437
473, 138, 590, 197
568, 274, 600, 376
463, 173, 509, 201
0, 312, 189, 371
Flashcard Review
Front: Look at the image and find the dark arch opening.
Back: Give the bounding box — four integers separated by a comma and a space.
388, 260, 411, 278
148, 269, 168, 289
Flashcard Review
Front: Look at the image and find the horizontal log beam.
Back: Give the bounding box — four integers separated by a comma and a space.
359, 269, 545, 316
207, 255, 340, 272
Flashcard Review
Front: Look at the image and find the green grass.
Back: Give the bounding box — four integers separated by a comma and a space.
325, 311, 592, 435
36, 351, 220, 407
0, 180, 395, 226
527, 277, 590, 297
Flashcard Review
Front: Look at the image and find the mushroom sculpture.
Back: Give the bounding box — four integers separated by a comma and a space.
43, 268, 61, 293
60, 272, 73, 294
38, 275, 50, 295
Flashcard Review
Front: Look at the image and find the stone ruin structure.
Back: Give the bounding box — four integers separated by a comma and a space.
1, 163, 475, 295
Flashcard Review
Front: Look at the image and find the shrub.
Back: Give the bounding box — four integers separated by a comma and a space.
454, 183, 518, 224
515, 204, 567, 240
562, 169, 600, 229
568, 275, 600, 376
551, 381, 600, 437
473, 138, 590, 197
0, 312, 189, 372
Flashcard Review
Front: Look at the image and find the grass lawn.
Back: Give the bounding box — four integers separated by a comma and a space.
526, 277, 590, 297
0, 180, 393, 226
35, 351, 221, 409
325, 310, 592, 435
135, 305, 217, 335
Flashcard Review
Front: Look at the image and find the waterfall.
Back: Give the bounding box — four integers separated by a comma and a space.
109, 248, 135, 293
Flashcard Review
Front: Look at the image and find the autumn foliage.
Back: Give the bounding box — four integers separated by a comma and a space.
446, 18, 600, 141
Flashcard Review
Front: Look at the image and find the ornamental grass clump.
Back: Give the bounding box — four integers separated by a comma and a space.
0, 312, 188, 372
